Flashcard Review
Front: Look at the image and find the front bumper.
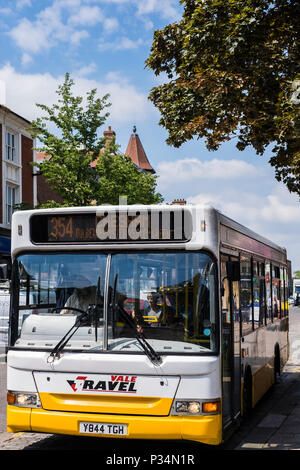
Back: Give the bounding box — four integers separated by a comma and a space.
7, 406, 222, 445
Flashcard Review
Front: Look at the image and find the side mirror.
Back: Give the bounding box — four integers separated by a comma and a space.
226, 261, 240, 282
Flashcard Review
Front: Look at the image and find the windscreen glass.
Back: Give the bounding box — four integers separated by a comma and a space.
12, 253, 107, 351
11, 252, 217, 354
107, 252, 217, 353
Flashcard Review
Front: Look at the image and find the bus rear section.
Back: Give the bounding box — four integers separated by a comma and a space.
7, 246, 222, 445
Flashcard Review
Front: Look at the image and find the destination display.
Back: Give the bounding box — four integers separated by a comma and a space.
30, 210, 192, 243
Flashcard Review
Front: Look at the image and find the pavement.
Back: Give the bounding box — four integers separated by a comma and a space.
228, 360, 300, 450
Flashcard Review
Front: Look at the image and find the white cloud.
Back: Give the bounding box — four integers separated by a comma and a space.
187, 191, 262, 225
16, 0, 31, 9
187, 185, 299, 226
140, 17, 154, 31
187, 185, 300, 268
87, 0, 127, 3
116, 37, 144, 50
156, 154, 300, 267
68, 6, 103, 26
0, 64, 152, 124
69, 29, 90, 45
103, 17, 119, 33
6, 0, 181, 60
258, 185, 298, 225
59, 0, 82, 7
7, 1, 99, 56
99, 36, 144, 51
9, 18, 53, 54
95, 0, 181, 21
21, 52, 33, 66
157, 157, 258, 189
136, 0, 180, 21
105, 71, 123, 82
74, 62, 97, 77
0, 8, 13, 15
35, 2, 63, 33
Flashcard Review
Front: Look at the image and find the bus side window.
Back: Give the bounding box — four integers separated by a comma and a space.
240, 255, 252, 334
272, 265, 281, 319
265, 262, 272, 323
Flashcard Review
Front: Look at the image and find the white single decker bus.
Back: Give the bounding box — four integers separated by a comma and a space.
7, 204, 289, 445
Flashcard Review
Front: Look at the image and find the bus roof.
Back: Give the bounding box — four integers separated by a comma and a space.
11, 204, 287, 260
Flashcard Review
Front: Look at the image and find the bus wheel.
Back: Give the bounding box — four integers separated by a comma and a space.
243, 368, 252, 418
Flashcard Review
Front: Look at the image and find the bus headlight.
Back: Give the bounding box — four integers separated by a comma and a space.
7, 391, 42, 408
175, 400, 201, 414
172, 399, 220, 415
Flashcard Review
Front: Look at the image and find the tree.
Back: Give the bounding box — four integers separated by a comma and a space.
96, 137, 163, 205
30, 73, 110, 207
294, 270, 300, 279
30, 73, 163, 207
146, 0, 300, 195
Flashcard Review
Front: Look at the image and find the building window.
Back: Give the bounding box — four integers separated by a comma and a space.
6, 132, 16, 162
6, 185, 16, 224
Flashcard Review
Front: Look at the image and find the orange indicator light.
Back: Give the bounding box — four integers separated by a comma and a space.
202, 401, 220, 413
7, 392, 15, 405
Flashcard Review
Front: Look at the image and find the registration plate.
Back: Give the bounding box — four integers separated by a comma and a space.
79, 421, 128, 436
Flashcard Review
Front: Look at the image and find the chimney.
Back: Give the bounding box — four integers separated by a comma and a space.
0, 80, 6, 105
171, 199, 187, 206
103, 125, 116, 147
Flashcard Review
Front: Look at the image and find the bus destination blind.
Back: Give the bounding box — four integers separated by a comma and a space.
30, 211, 192, 243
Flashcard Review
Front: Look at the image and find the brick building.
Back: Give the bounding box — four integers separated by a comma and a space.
36, 125, 155, 205
0, 104, 36, 266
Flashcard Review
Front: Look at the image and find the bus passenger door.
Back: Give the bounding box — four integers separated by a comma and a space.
221, 254, 241, 429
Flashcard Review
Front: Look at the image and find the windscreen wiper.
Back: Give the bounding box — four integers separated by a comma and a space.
47, 307, 91, 362
48, 278, 102, 362
111, 275, 161, 366
117, 304, 162, 365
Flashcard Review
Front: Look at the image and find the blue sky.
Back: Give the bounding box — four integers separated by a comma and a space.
0, 0, 299, 271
